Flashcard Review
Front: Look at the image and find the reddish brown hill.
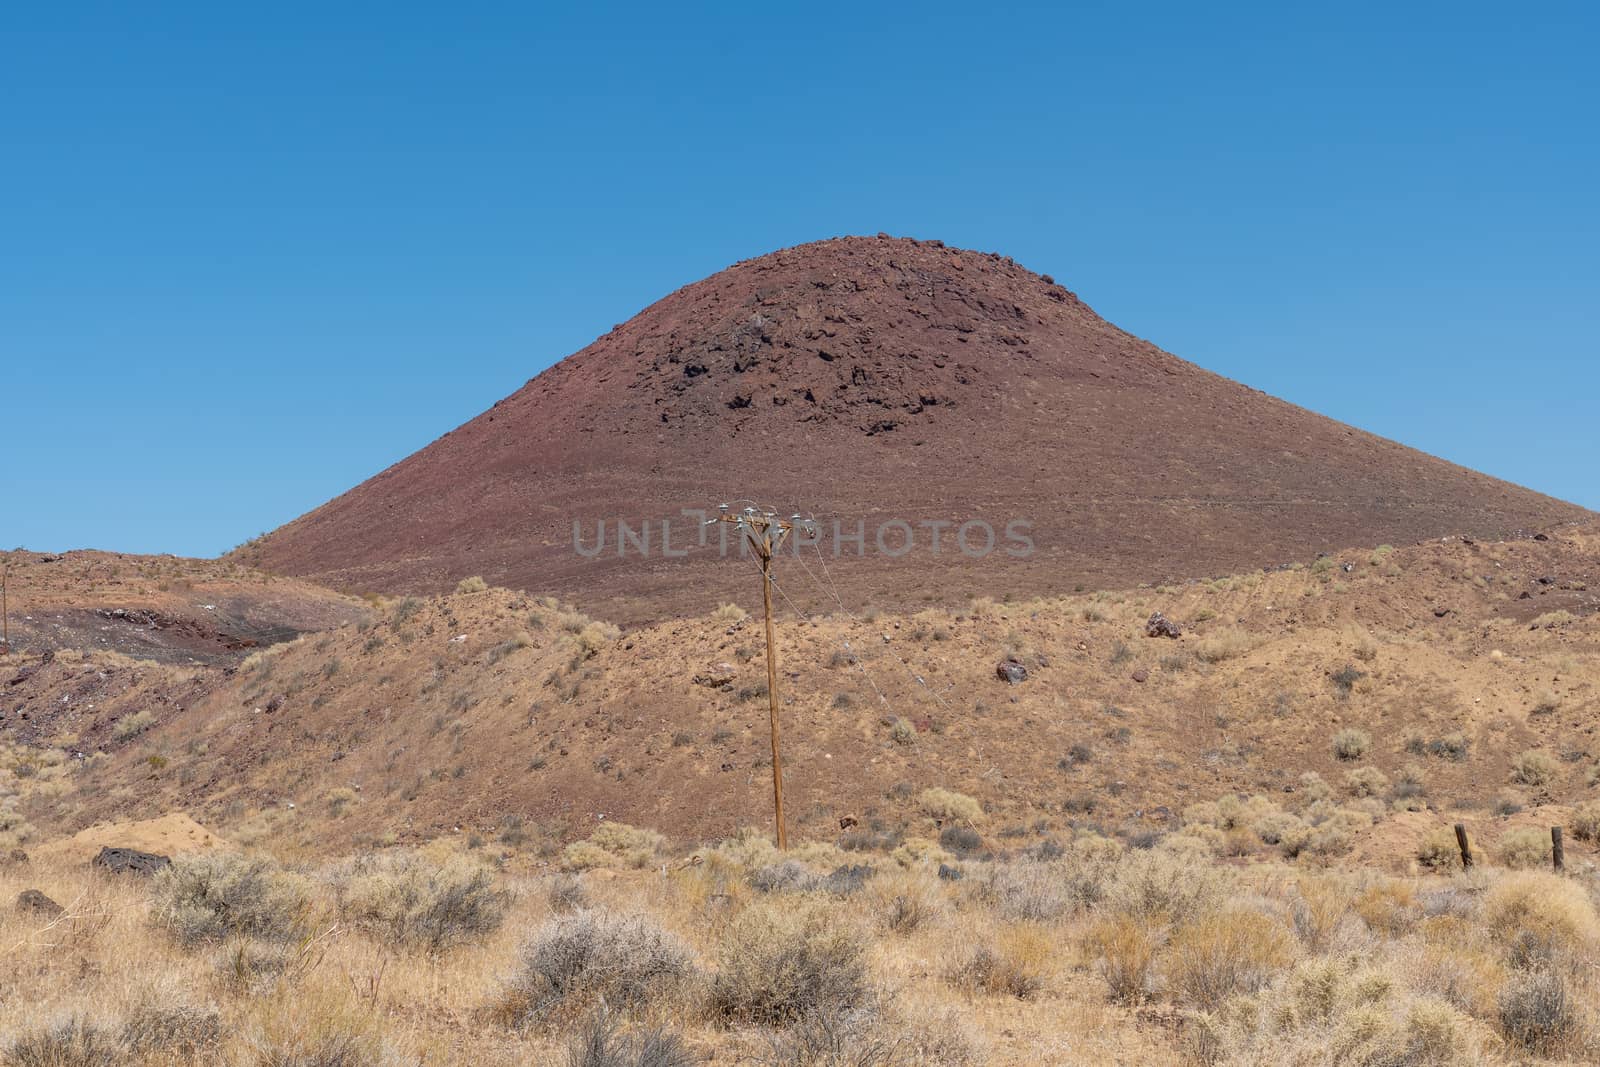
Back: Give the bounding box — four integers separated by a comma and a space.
242, 235, 1588, 622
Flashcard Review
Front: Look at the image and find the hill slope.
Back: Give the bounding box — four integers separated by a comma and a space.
240, 235, 1588, 622
9, 524, 1600, 865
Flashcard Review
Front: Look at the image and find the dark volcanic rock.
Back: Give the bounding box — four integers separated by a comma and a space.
91, 846, 172, 876
16, 889, 63, 916
1145, 613, 1183, 639
995, 658, 1028, 684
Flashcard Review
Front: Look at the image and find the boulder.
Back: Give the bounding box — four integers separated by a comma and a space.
692, 663, 737, 690
1145, 612, 1183, 639
16, 889, 62, 917
91, 846, 172, 876
995, 658, 1028, 684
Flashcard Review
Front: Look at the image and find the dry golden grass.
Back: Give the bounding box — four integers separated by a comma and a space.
1, 817, 1599, 1065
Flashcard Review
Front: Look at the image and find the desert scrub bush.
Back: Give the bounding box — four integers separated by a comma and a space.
916, 787, 982, 824
1530, 609, 1576, 629
867, 869, 943, 934
1089, 914, 1155, 1004
943, 925, 1051, 999
709, 898, 867, 1026
152, 852, 312, 945
1198, 956, 1485, 1065
502, 911, 696, 1025
1570, 802, 1600, 842
1511, 748, 1559, 787
111, 709, 156, 740
711, 602, 748, 624
561, 823, 665, 871
325, 787, 359, 817
334, 849, 506, 951
120, 996, 223, 1058
1416, 830, 1463, 871
1343, 766, 1389, 798
760, 1006, 913, 1067
888, 717, 917, 745
1102, 848, 1226, 924
1496, 828, 1551, 870
1331, 727, 1371, 761
455, 575, 488, 594
1497, 969, 1579, 1055
567, 1010, 696, 1067
1330, 665, 1367, 699
3, 1016, 122, 1066
1479, 870, 1600, 955
547, 873, 589, 913
937, 825, 981, 855
1166, 907, 1293, 1010
1194, 629, 1254, 664
972, 858, 1075, 922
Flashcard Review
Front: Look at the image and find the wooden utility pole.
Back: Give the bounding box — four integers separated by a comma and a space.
1, 561, 9, 655
1552, 826, 1565, 871
712, 506, 795, 849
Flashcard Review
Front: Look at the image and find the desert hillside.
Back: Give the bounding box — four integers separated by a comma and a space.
7, 521, 1598, 869
235, 236, 1589, 622
5, 526, 1600, 1065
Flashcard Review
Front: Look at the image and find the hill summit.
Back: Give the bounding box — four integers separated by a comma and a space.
243, 235, 1587, 620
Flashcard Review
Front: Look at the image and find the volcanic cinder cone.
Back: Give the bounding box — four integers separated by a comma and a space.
244, 235, 1588, 621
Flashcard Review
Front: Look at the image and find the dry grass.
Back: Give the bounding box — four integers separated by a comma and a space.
1, 817, 1599, 1066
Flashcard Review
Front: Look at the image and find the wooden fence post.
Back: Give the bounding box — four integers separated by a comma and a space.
1454, 823, 1472, 869
1552, 826, 1564, 872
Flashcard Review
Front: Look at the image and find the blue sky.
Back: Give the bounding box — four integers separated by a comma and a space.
3, 2, 1596, 556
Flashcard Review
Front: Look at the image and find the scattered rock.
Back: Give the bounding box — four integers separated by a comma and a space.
91, 846, 172, 876
1145, 613, 1182, 639
16, 889, 62, 917
995, 658, 1028, 684
1, 849, 27, 866
693, 663, 737, 690
838, 815, 858, 831
937, 863, 964, 882
1534, 533, 1549, 541
1433, 608, 1453, 618
1131, 668, 1149, 683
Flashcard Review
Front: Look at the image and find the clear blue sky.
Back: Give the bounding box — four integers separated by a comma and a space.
4, 2, 1596, 556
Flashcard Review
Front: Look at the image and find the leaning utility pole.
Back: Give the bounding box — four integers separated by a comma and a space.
711, 505, 795, 849
1, 561, 8, 655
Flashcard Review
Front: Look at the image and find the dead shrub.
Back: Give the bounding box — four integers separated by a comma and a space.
1089, 914, 1155, 1004
1571, 802, 1600, 843
1496, 828, 1550, 870
1102, 848, 1225, 924
943, 926, 1050, 1000
1511, 749, 1559, 787
561, 823, 665, 871
547, 874, 589, 913
334, 849, 506, 951
709, 899, 867, 1027
4, 1017, 121, 1067
1166, 907, 1293, 1010
503, 911, 697, 1025
566, 1010, 697, 1067
916, 788, 982, 824
1479, 871, 1600, 954
1497, 969, 1579, 1055
152, 852, 312, 945
1332, 728, 1371, 761
759, 1008, 903, 1067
